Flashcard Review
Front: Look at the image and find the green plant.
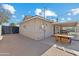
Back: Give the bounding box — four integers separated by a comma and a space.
10, 23, 16, 26
0, 5, 11, 25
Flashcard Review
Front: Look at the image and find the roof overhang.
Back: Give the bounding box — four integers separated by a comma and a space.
52, 22, 78, 27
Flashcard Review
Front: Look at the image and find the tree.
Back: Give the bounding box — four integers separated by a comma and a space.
0, 12, 9, 24
10, 23, 16, 26
0, 4, 13, 35
0, 5, 11, 25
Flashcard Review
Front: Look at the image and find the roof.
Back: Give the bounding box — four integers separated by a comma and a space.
52, 22, 78, 27
23, 16, 33, 21
21, 16, 54, 24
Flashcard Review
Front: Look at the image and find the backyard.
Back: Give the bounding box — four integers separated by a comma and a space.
0, 3, 79, 56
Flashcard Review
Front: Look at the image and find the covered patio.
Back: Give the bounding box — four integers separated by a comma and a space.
49, 22, 79, 51
52, 22, 79, 43
53, 22, 78, 35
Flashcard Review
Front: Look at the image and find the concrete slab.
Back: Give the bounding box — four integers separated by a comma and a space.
42, 46, 74, 56
41, 36, 79, 54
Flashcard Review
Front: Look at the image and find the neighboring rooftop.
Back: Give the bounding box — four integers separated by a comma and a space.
23, 16, 33, 21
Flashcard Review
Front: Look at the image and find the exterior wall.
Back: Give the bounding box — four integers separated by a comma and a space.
20, 20, 36, 40
20, 18, 53, 40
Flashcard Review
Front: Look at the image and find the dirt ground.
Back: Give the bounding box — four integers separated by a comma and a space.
0, 34, 50, 56
0, 34, 74, 56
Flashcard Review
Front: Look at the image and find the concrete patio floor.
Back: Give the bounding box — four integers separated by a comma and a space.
42, 46, 73, 56
0, 34, 51, 56
41, 36, 79, 52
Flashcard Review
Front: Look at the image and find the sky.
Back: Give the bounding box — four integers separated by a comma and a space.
1, 3, 79, 25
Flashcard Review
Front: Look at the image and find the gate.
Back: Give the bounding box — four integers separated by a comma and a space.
2, 26, 19, 35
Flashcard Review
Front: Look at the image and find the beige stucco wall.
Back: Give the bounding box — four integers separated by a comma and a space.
20, 18, 54, 40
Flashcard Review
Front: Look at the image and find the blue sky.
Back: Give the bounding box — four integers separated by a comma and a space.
1, 3, 79, 25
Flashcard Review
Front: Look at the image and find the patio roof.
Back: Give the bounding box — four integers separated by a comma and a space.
53, 22, 78, 27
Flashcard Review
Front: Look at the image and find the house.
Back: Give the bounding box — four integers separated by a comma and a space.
19, 16, 54, 40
